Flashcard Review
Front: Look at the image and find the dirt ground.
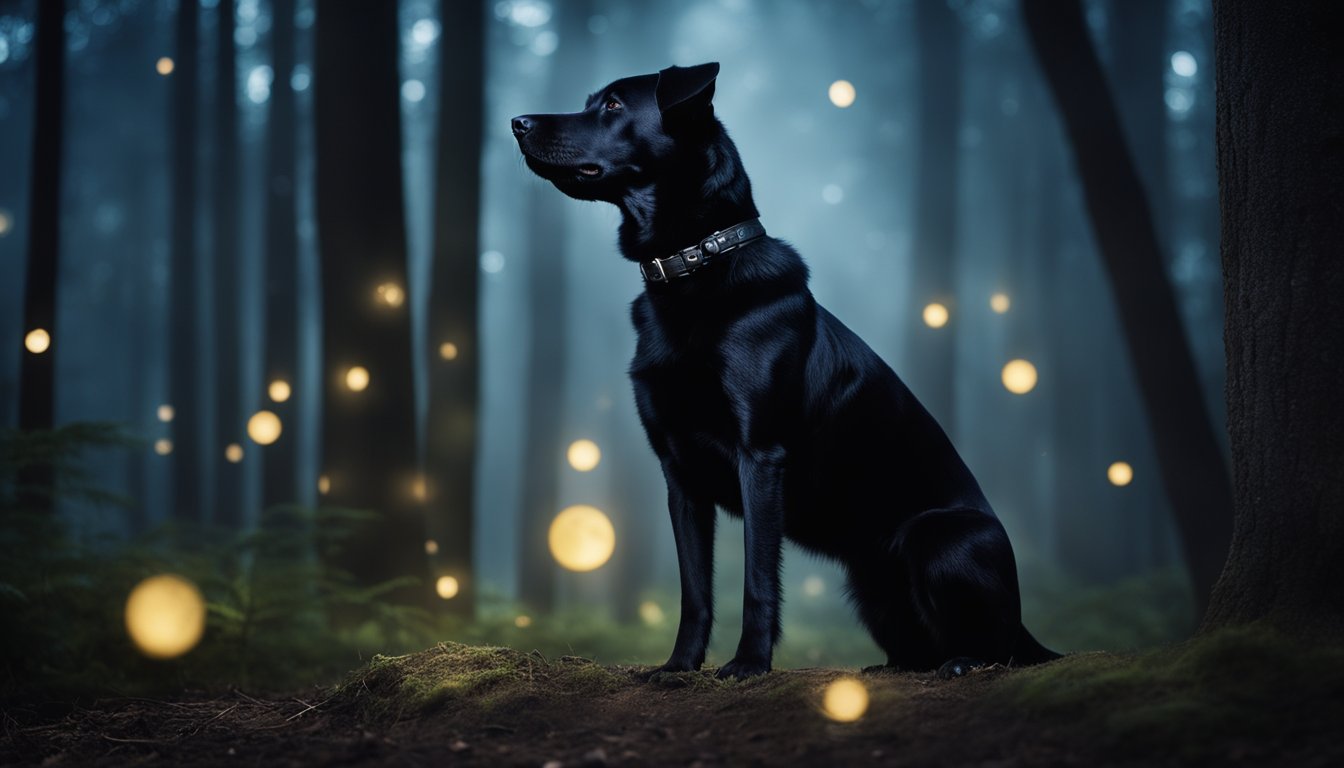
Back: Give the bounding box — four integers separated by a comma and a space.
2, 636, 1340, 767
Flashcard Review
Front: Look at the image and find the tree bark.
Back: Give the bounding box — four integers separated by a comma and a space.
425, 0, 485, 618
214, 0, 244, 527
904, 0, 962, 431
168, 0, 203, 523
1202, 0, 1344, 638
16, 0, 65, 513
315, 0, 428, 605
1021, 0, 1232, 618
262, 0, 299, 511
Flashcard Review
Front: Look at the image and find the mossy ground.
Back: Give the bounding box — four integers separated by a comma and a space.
8, 623, 1339, 767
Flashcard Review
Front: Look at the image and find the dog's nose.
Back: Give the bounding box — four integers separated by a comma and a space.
511, 116, 533, 136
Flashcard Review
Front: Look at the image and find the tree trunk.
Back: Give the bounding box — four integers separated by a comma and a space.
904, 0, 962, 431
168, 0, 204, 523
16, 0, 65, 513
1021, 0, 1232, 618
425, 0, 485, 618
1202, 0, 1344, 638
214, 0, 244, 527
262, 0, 299, 510
315, 0, 428, 605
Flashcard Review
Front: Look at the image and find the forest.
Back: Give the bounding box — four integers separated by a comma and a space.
0, 0, 1339, 765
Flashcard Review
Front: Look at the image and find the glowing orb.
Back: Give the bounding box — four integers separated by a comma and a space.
411, 475, 428, 501
548, 505, 615, 572
923, 303, 949, 329
345, 366, 370, 392
156, 56, 174, 76
828, 79, 856, 108
154, 438, 173, 456
225, 443, 244, 463
1108, 461, 1134, 487
439, 342, 459, 360
375, 282, 405, 307
268, 379, 291, 403
515, 614, 532, 628
990, 292, 1011, 314
803, 575, 825, 597
639, 600, 665, 626
247, 410, 282, 445
567, 439, 601, 472
157, 404, 175, 422
1001, 359, 1038, 395
435, 575, 460, 599
822, 677, 870, 722
425, 539, 439, 555
318, 474, 331, 495
0, 209, 11, 235
24, 328, 50, 354
125, 574, 205, 659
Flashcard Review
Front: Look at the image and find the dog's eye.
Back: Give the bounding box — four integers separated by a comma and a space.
604, 99, 623, 111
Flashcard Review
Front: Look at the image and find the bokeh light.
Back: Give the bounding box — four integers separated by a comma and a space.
318, 474, 331, 495
1108, 461, 1134, 487
247, 410, 282, 445
411, 475, 428, 502
990, 292, 1011, 314
157, 404, 175, 422
375, 282, 405, 308
435, 575, 460, 599
639, 600, 666, 626
124, 574, 205, 659
24, 328, 50, 354
156, 56, 174, 75
1171, 50, 1198, 77
154, 438, 173, 456
0, 209, 12, 235
345, 366, 370, 392
923, 303, 949, 329
268, 379, 291, 403
567, 439, 601, 472
424, 539, 439, 555
225, 443, 244, 463
822, 677, 870, 722
548, 505, 616, 572
515, 614, 532, 628
803, 575, 825, 597
439, 342, 459, 361
1001, 359, 1038, 395
828, 79, 856, 108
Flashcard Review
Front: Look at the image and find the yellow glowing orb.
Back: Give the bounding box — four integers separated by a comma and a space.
822, 677, 870, 722
268, 379, 291, 403
803, 575, 825, 597
156, 56, 174, 76
923, 303, 949, 329
318, 474, 331, 495
0, 209, 12, 235
375, 282, 405, 307
435, 575, 460, 599
515, 614, 532, 628
345, 366, 370, 392
439, 341, 459, 360
990, 292, 1011, 314
1108, 461, 1134, 487
828, 79, 856, 108
125, 574, 205, 659
154, 438, 173, 456
24, 328, 50, 354
411, 475, 429, 501
157, 404, 175, 422
225, 443, 244, 463
424, 539, 439, 555
247, 410, 282, 445
567, 439, 601, 472
1001, 359, 1038, 395
639, 600, 666, 626
548, 505, 616, 572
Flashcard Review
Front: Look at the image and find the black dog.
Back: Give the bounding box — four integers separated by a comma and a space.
513, 62, 1058, 680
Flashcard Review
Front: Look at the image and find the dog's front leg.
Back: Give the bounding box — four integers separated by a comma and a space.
718, 446, 785, 680
658, 471, 716, 674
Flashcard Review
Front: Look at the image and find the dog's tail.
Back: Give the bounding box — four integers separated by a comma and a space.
1013, 624, 1062, 666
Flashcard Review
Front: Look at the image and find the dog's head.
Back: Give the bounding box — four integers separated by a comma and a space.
511, 62, 720, 202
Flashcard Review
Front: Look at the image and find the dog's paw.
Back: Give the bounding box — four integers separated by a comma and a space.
936, 657, 985, 680
636, 659, 702, 683
715, 657, 771, 681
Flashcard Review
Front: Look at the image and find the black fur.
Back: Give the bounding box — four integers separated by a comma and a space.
513, 62, 1059, 680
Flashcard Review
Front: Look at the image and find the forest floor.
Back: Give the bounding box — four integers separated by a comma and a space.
3, 625, 1342, 767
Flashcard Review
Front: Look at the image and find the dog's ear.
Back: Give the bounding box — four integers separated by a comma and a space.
656, 62, 719, 116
